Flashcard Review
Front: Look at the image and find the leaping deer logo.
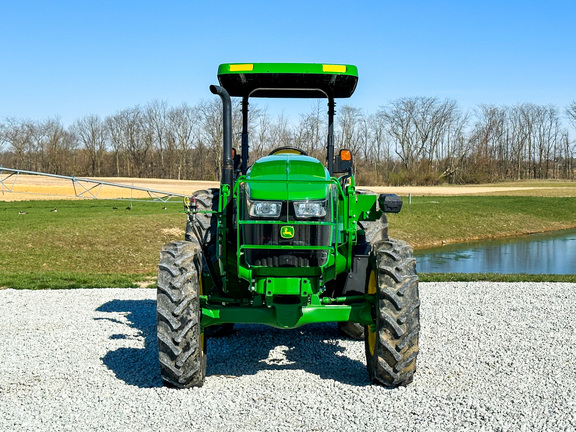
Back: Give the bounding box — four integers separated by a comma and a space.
281, 226, 294, 239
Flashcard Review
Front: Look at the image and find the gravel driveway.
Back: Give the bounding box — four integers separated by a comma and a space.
1, 283, 575, 431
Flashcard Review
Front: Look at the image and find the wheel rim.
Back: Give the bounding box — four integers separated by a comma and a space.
367, 270, 377, 356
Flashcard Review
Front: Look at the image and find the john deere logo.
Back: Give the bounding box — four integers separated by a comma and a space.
280, 226, 294, 239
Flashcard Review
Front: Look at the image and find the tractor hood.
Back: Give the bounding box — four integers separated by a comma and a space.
246, 155, 330, 201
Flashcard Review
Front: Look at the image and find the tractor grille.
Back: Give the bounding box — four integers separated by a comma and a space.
243, 224, 330, 267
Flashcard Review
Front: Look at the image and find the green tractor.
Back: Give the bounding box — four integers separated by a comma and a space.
156, 63, 420, 388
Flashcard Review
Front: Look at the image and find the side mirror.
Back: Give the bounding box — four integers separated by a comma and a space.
334, 149, 353, 173
378, 194, 403, 213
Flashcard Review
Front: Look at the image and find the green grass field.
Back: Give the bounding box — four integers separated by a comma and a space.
1, 196, 575, 288
1, 200, 183, 288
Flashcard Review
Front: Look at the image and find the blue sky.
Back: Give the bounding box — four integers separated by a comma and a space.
1, 0, 575, 126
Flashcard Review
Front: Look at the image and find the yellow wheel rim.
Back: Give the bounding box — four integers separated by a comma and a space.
367, 270, 377, 356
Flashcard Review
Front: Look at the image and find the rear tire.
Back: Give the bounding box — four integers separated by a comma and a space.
365, 238, 420, 387
357, 189, 388, 243
185, 188, 233, 337
338, 321, 365, 339
157, 240, 206, 388
338, 190, 389, 340
185, 188, 219, 248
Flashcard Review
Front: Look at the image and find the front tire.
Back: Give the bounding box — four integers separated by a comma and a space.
157, 240, 206, 388
365, 239, 420, 387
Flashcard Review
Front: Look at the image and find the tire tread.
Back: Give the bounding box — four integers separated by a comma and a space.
365, 238, 420, 387
157, 240, 206, 388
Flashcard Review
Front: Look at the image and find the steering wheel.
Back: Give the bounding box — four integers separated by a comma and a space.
268, 146, 308, 156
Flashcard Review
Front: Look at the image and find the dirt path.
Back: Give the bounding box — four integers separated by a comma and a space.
1, 175, 575, 201
364, 184, 576, 197
0, 175, 219, 201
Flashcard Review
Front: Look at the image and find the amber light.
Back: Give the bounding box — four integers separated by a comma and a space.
340, 150, 352, 161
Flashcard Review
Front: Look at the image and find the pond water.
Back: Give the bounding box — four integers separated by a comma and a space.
415, 228, 576, 274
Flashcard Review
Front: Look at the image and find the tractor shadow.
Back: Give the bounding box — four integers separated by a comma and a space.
207, 324, 370, 386
95, 299, 370, 388
96, 299, 163, 388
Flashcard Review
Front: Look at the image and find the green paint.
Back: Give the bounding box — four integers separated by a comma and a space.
200, 301, 373, 330
217, 63, 358, 77
244, 155, 330, 201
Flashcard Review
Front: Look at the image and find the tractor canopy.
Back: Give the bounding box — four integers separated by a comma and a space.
217, 63, 358, 98
214, 63, 359, 177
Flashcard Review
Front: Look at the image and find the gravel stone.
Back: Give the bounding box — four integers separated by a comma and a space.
1, 283, 575, 431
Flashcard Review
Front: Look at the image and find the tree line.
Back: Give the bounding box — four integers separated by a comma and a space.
1, 98, 575, 185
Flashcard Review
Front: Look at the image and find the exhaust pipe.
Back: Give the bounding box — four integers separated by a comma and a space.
210, 85, 234, 195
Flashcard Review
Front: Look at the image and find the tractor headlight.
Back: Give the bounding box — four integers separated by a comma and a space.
293, 200, 327, 218
248, 200, 282, 218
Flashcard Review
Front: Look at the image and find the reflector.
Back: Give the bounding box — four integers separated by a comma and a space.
229, 64, 254, 72
322, 64, 347, 73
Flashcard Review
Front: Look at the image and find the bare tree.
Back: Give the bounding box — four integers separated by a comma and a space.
105, 107, 151, 177
335, 105, 365, 174
268, 113, 293, 150
105, 113, 124, 177
71, 115, 107, 176
382, 98, 420, 171
251, 108, 273, 160
1, 118, 33, 170
293, 101, 325, 158
43, 118, 76, 175
198, 99, 224, 180
380, 97, 459, 177
469, 105, 508, 180
567, 101, 576, 130
2, 97, 575, 183
533, 105, 561, 179
438, 112, 469, 183
336, 105, 363, 151
125, 107, 151, 177
499, 103, 565, 180
145, 100, 169, 177
0, 122, 6, 154
167, 103, 198, 180
561, 131, 575, 179
365, 112, 392, 183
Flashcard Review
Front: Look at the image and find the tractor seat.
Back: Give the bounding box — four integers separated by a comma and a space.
268, 146, 308, 156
